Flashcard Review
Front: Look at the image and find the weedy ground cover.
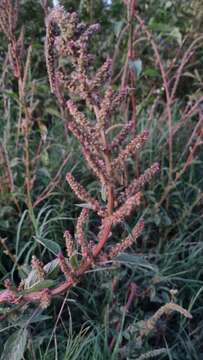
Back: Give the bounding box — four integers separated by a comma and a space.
0, 1, 202, 359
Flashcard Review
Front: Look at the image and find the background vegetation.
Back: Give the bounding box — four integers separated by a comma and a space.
0, 0, 203, 359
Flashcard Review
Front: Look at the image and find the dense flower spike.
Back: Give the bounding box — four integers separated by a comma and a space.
97, 86, 114, 129
45, 19, 57, 94
140, 302, 192, 338
66, 100, 104, 154
118, 162, 160, 203
76, 208, 90, 258
67, 100, 91, 130
112, 129, 149, 168
82, 147, 111, 186
90, 58, 112, 89
109, 192, 142, 225
58, 252, 71, 279
0, 1, 21, 78
64, 230, 74, 258
110, 120, 134, 150
66, 172, 106, 217
0, 0, 15, 41
107, 217, 145, 259
111, 88, 128, 111
40, 289, 51, 309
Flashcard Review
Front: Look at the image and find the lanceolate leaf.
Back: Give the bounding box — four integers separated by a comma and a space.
1, 329, 28, 360
129, 59, 143, 77
22, 279, 55, 294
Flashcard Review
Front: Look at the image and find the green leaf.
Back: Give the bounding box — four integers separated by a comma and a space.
75, 203, 93, 209
144, 67, 159, 79
34, 237, 61, 255
23, 279, 55, 294
101, 184, 107, 202
0, 206, 14, 217
163, 213, 172, 226
41, 149, 49, 166
4, 91, 20, 104
1, 329, 28, 360
154, 213, 161, 226
45, 107, 61, 119
129, 59, 142, 77
116, 253, 158, 272
10, 158, 20, 168
170, 27, 182, 46
113, 20, 125, 37
44, 258, 60, 278
70, 254, 78, 271
37, 167, 51, 179
38, 123, 48, 143
149, 20, 171, 33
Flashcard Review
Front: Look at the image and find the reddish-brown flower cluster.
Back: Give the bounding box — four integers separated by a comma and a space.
0, 6, 159, 307
0, 0, 21, 78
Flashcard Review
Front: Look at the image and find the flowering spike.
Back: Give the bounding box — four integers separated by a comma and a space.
91, 58, 112, 89
0, 0, 16, 41
76, 208, 89, 258
112, 129, 149, 168
67, 100, 91, 130
111, 88, 128, 111
118, 162, 160, 203
58, 252, 71, 279
107, 217, 144, 259
110, 120, 134, 150
66, 101, 104, 154
140, 302, 192, 338
64, 230, 74, 258
45, 20, 57, 94
40, 289, 51, 309
109, 192, 142, 225
66, 172, 106, 217
97, 86, 114, 129
82, 147, 111, 186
